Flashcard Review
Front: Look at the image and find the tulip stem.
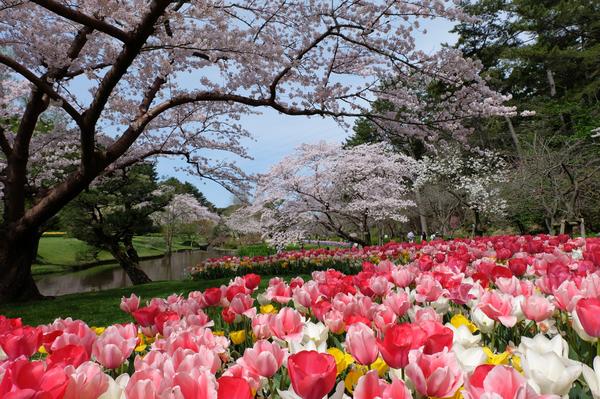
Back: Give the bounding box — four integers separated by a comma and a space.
596, 340, 600, 358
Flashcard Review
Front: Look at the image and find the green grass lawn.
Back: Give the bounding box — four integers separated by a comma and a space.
0, 274, 309, 327
33, 235, 204, 276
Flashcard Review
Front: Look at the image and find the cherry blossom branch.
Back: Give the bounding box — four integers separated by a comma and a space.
0, 54, 83, 125
29, 0, 131, 43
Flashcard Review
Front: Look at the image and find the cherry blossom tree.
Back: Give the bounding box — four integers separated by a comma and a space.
228, 142, 417, 247
0, 0, 511, 301
152, 193, 219, 254
414, 144, 509, 235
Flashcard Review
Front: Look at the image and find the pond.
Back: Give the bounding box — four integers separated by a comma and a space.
35, 249, 230, 296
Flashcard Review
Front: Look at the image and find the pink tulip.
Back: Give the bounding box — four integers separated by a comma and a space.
0, 359, 69, 399
463, 364, 539, 399
354, 370, 412, 399
229, 293, 256, 318
345, 322, 379, 365
383, 291, 410, 317
414, 274, 444, 302
576, 297, 600, 337
171, 369, 218, 399
287, 351, 337, 399
478, 291, 517, 327
521, 295, 555, 322
63, 361, 110, 399
239, 339, 287, 377
46, 319, 97, 356
269, 307, 304, 341
552, 280, 581, 312
369, 275, 392, 297
323, 310, 345, 334
120, 293, 140, 313
92, 325, 137, 369
252, 314, 273, 340
405, 348, 463, 398
391, 268, 414, 288
125, 369, 163, 399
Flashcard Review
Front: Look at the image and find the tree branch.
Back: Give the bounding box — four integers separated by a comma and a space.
29, 0, 131, 43
0, 54, 83, 125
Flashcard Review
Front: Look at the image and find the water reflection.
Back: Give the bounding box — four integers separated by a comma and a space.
35, 249, 228, 296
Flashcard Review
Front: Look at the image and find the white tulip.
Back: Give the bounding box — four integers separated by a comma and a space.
98, 374, 129, 399
452, 344, 487, 373
446, 323, 481, 348
521, 349, 581, 396
518, 334, 569, 359
583, 356, 600, 399
471, 308, 495, 334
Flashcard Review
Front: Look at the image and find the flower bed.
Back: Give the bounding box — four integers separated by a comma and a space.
191, 244, 412, 279
2, 234, 600, 398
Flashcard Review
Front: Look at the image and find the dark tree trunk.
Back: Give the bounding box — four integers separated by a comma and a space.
109, 241, 151, 285
473, 210, 484, 236
0, 229, 45, 303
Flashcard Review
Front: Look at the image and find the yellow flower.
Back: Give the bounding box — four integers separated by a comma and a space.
369, 357, 389, 377
135, 343, 147, 352
344, 365, 367, 393
327, 347, 354, 375
91, 327, 106, 335
483, 347, 510, 365
260, 304, 277, 314
230, 330, 246, 345
38, 345, 47, 354
450, 314, 478, 333
213, 330, 225, 336
511, 354, 523, 373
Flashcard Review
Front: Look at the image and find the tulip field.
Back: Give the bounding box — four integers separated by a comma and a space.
3, 234, 600, 398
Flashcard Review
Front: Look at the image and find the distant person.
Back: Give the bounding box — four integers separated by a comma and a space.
421, 232, 427, 242
430, 232, 436, 241
407, 231, 415, 243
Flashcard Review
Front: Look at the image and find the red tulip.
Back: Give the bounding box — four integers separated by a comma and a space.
376, 323, 426, 369
131, 304, 160, 327
217, 376, 253, 399
0, 325, 42, 359
46, 344, 89, 368
203, 287, 222, 306
0, 359, 69, 399
243, 273, 261, 290
576, 297, 600, 337
154, 311, 180, 335
287, 351, 337, 399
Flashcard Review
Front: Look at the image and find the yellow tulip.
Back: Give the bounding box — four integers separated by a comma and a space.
450, 314, 478, 333
91, 327, 106, 335
483, 347, 510, 365
327, 347, 355, 375
230, 330, 246, 345
344, 365, 367, 393
260, 304, 277, 314
213, 330, 225, 336
369, 357, 389, 377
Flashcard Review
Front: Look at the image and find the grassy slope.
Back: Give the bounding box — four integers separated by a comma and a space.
33, 235, 201, 275
0, 279, 229, 327
0, 274, 309, 327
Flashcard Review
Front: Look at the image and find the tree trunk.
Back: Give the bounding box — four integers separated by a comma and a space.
504, 115, 522, 158
473, 210, 483, 236
109, 242, 152, 285
0, 229, 45, 303
414, 188, 428, 236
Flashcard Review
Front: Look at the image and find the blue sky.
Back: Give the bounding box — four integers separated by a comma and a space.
158, 19, 458, 207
